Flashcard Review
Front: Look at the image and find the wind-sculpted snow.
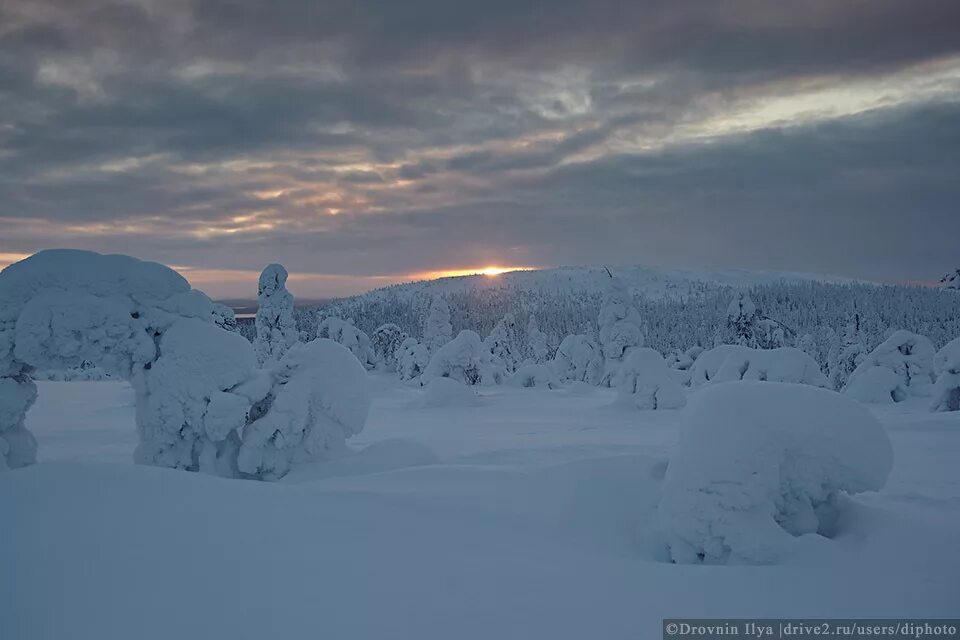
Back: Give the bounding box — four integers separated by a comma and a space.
659, 382, 893, 564
615, 348, 685, 410
931, 337, 960, 412
689, 345, 828, 388
843, 330, 936, 403
238, 339, 370, 480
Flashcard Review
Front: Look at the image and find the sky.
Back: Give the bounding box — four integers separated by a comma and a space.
1, 0, 959, 299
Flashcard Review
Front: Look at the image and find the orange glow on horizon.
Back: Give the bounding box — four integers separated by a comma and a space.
411, 265, 534, 280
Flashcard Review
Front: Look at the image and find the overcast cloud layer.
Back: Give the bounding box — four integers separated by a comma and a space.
1, 0, 959, 297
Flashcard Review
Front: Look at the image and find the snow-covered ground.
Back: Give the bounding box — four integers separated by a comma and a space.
4, 376, 960, 639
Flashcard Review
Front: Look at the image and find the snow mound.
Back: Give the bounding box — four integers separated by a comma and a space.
238, 339, 370, 480
507, 364, 562, 389
317, 316, 376, 370
690, 345, 828, 388
615, 348, 686, 410
552, 334, 603, 385
658, 382, 893, 564
931, 337, 960, 412
397, 337, 429, 382
419, 376, 481, 407
843, 330, 935, 403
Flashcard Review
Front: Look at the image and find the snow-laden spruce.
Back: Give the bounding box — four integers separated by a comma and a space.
597, 274, 644, 386
659, 381, 893, 564
843, 330, 936, 403
930, 337, 960, 412
423, 295, 453, 354
422, 330, 504, 386
317, 316, 376, 369
940, 268, 960, 291
211, 302, 238, 332
552, 333, 604, 384
615, 348, 685, 409
507, 363, 561, 389
725, 291, 788, 349
370, 323, 407, 372
484, 313, 524, 373
397, 337, 430, 383
665, 346, 703, 387
690, 345, 828, 388
252, 264, 299, 367
525, 316, 550, 365
237, 339, 370, 480
0, 249, 259, 473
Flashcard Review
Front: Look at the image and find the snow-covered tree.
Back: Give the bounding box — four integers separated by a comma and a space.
940, 268, 960, 291
597, 273, 643, 386
483, 312, 523, 373
843, 330, 936, 403
397, 337, 430, 383
931, 337, 960, 412
827, 314, 866, 391
317, 316, 375, 370
212, 302, 238, 332
253, 264, 299, 367
422, 330, 504, 386
616, 348, 686, 410
423, 295, 453, 354
552, 334, 604, 384
525, 316, 550, 364
370, 323, 407, 372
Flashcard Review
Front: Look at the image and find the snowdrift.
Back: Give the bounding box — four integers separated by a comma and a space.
659, 382, 893, 564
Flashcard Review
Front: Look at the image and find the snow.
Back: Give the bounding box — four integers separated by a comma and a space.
552, 333, 603, 384
690, 345, 829, 388
397, 336, 429, 382
615, 348, 686, 410
422, 329, 504, 386
237, 339, 370, 480
659, 382, 894, 564
317, 316, 376, 370
4, 375, 959, 639
423, 295, 453, 354
844, 330, 936, 403
597, 274, 644, 385
418, 376, 481, 407
931, 337, 960, 412
252, 263, 298, 367
507, 363, 562, 389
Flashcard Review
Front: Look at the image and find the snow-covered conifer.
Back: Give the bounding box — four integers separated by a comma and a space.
397, 337, 430, 383
526, 316, 550, 365
484, 313, 523, 373
616, 348, 685, 410
597, 273, 643, 386
253, 264, 298, 367
423, 295, 453, 354
317, 316, 375, 370
843, 330, 936, 403
940, 268, 960, 291
931, 337, 960, 412
370, 323, 407, 372
212, 302, 238, 332
552, 334, 604, 384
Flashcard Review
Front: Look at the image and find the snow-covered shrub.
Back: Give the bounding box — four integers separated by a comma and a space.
397, 337, 429, 382
659, 381, 893, 564
525, 316, 550, 365
422, 330, 503, 386
419, 376, 480, 407
370, 323, 407, 372
31, 360, 112, 381
843, 330, 935, 403
484, 312, 523, 373
827, 316, 866, 391
726, 291, 787, 349
317, 316, 375, 370
0, 249, 259, 474
597, 274, 643, 386
212, 302, 238, 332
252, 264, 298, 366
552, 334, 604, 384
423, 295, 453, 354
237, 339, 370, 480
615, 348, 686, 410
690, 345, 828, 388
930, 337, 960, 412
665, 346, 704, 387
507, 363, 561, 389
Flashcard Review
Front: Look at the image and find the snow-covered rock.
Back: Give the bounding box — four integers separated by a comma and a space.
252, 264, 298, 367
843, 330, 936, 403
659, 381, 893, 564
552, 334, 603, 385
615, 348, 686, 410
238, 339, 370, 480
690, 345, 828, 388
419, 376, 481, 407
507, 364, 562, 389
931, 337, 960, 412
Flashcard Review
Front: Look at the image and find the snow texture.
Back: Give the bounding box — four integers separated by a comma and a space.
690, 345, 829, 388
252, 264, 298, 367
930, 337, 960, 412
940, 268, 960, 291
507, 363, 562, 389
843, 330, 936, 404
659, 381, 893, 564
238, 339, 370, 480
397, 337, 430, 382
370, 323, 407, 372
419, 376, 481, 407
615, 348, 686, 410
423, 295, 453, 354
0, 249, 257, 474
483, 312, 524, 373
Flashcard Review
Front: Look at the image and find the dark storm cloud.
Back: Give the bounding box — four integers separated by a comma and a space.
1, 0, 959, 294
